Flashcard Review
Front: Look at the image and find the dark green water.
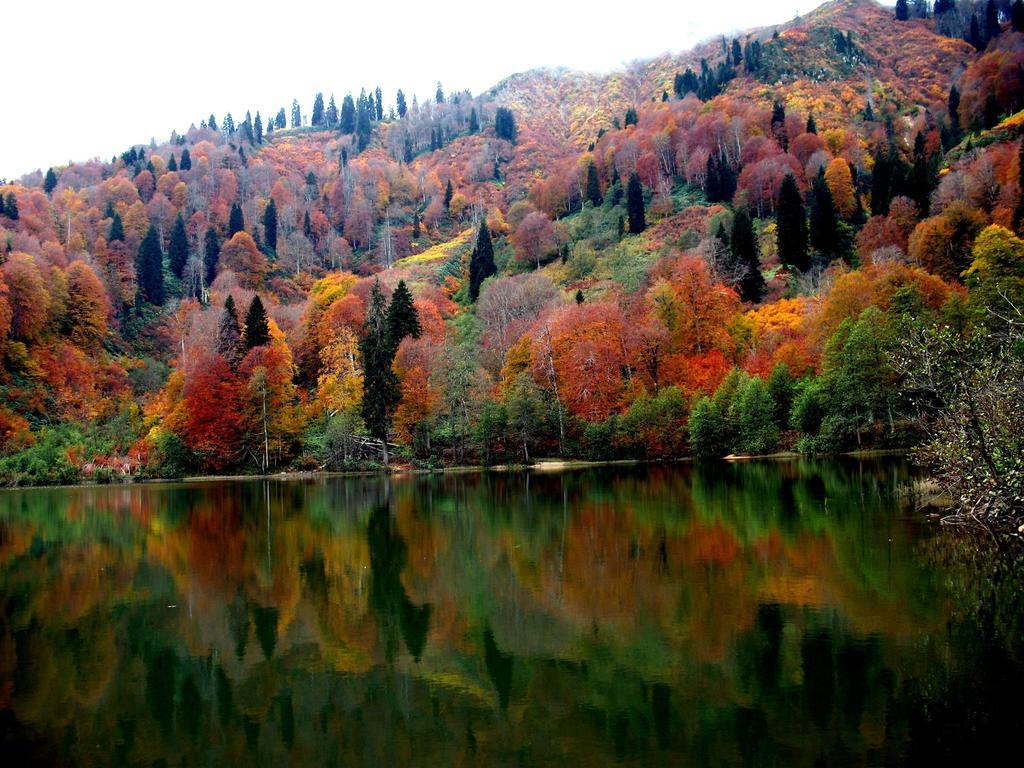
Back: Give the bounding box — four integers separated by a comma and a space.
0, 460, 1021, 766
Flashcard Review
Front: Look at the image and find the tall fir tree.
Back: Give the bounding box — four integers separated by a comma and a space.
806, 112, 817, 135
217, 295, 242, 368
468, 221, 496, 302
254, 112, 263, 144
243, 295, 270, 350
386, 280, 421, 350
396, 89, 407, 119
340, 94, 356, 133
180, 148, 192, 170
228, 202, 244, 237
311, 92, 325, 126
360, 280, 401, 464
204, 227, 220, 286
469, 108, 479, 134
895, 0, 909, 20
43, 168, 57, 195
291, 99, 302, 128
356, 90, 373, 150
776, 174, 808, 271
444, 180, 453, 211
167, 153, 178, 172
136, 225, 165, 306
263, 199, 278, 251
326, 94, 338, 127
168, 213, 189, 279
984, 0, 1000, 42
809, 169, 840, 258
4, 193, 18, 221
626, 172, 646, 234
109, 211, 124, 242
870, 149, 893, 216
730, 207, 765, 303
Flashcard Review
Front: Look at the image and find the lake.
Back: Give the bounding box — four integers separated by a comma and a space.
1, 459, 1021, 766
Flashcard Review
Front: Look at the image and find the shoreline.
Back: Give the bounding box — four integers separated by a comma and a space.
0, 451, 914, 491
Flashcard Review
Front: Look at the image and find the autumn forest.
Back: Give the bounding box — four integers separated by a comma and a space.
0, 0, 1022, 528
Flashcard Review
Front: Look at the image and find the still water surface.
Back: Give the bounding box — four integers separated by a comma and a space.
1, 460, 1021, 766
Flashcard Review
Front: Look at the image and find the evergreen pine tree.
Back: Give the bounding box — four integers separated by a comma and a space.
228, 203, 244, 237
495, 107, 517, 142
356, 91, 373, 150
374, 87, 384, 121
444, 180, 453, 211
586, 162, 602, 206
167, 154, 178, 172
730, 207, 765, 303
168, 213, 189, 279
806, 112, 817, 135
575, 289, 585, 304
303, 210, 312, 240
254, 112, 263, 144
180, 148, 192, 170
326, 94, 338, 127
870, 150, 893, 216
312, 92, 325, 126
895, 0, 909, 20
360, 280, 401, 464
204, 227, 220, 285
469, 108, 479, 134
337, 94, 354, 134
208, 113, 218, 132
776, 174, 808, 270
626, 173, 646, 234
263, 199, 278, 251
386, 280, 421, 351
948, 84, 962, 136
412, 214, 420, 239
275, 108, 286, 129
136, 225, 165, 306
985, 0, 1000, 42
243, 295, 270, 350
217, 295, 242, 368
109, 211, 124, 242
396, 89, 407, 119
809, 169, 840, 258
291, 99, 302, 128
43, 168, 57, 195
969, 14, 983, 50
771, 101, 788, 151
468, 221, 496, 302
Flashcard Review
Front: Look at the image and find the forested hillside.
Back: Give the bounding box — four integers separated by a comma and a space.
0, 0, 1021, 521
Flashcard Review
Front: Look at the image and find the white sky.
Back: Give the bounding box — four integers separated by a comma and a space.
1, 1, 891, 179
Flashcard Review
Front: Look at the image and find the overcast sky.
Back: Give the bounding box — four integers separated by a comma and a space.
1, 0, 891, 178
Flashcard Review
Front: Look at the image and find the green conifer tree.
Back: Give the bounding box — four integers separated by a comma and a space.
136, 225, 165, 306
468, 221, 496, 302
263, 199, 278, 251
730, 207, 765, 302
168, 213, 189, 279
626, 173, 646, 234
228, 203, 244, 238
43, 168, 57, 195
776, 174, 808, 270
204, 227, 220, 285
243, 294, 270, 350
360, 280, 401, 464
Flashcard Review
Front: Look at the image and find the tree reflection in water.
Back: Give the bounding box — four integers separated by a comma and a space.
0, 460, 1021, 766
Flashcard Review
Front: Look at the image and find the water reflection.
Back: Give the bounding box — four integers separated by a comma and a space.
0, 460, 1021, 766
